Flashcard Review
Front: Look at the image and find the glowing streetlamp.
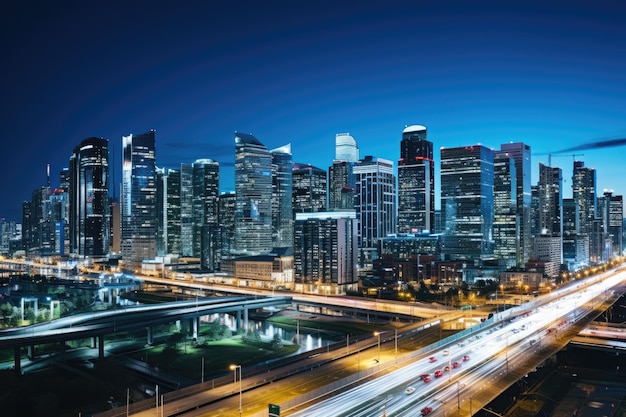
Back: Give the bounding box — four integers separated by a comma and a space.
374, 331, 381, 362
230, 364, 242, 416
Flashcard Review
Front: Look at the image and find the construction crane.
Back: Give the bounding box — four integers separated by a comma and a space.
548, 153, 584, 167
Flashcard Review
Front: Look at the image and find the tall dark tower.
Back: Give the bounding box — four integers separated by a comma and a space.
69, 137, 110, 257
397, 125, 434, 234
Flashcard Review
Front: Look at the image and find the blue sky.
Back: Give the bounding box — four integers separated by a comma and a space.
2, 0, 626, 222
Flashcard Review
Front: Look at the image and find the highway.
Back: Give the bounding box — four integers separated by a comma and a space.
285, 267, 625, 417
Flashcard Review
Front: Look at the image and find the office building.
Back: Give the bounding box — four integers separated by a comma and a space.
121, 130, 158, 264
294, 211, 358, 294
573, 160, 597, 263
68, 137, 110, 258
493, 153, 518, 269
292, 163, 327, 214
354, 155, 396, 266
192, 159, 220, 256
156, 167, 181, 256
328, 160, 355, 211
440, 145, 494, 264
597, 190, 623, 260
271, 144, 293, 248
397, 124, 434, 234
234, 132, 272, 255
335, 132, 359, 163
498, 143, 531, 266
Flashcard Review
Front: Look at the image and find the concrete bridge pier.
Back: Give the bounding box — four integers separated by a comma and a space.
14, 346, 21, 375
146, 326, 153, 345
191, 317, 199, 340
27, 345, 35, 360
98, 335, 105, 359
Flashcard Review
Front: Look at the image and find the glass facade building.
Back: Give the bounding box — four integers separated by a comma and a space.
397, 124, 434, 234
69, 137, 110, 257
271, 144, 293, 248
234, 132, 273, 255
121, 130, 157, 263
440, 145, 494, 263
335, 132, 359, 163
292, 163, 327, 214
493, 154, 517, 268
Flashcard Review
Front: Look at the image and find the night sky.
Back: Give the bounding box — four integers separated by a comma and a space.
2, 0, 626, 222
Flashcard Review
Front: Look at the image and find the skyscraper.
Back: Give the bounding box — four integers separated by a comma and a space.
271, 144, 293, 248
292, 163, 327, 215
234, 132, 272, 255
294, 211, 358, 294
534, 162, 563, 267
192, 159, 220, 256
328, 160, 355, 211
121, 130, 157, 264
69, 137, 110, 257
397, 124, 434, 234
493, 153, 517, 268
335, 133, 359, 163
156, 167, 181, 256
597, 190, 623, 260
573, 160, 596, 263
440, 145, 494, 263
354, 155, 396, 266
498, 142, 531, 266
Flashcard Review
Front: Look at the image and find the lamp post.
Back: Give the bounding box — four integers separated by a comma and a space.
374, 331, 381, 362
230, 364, 242, 416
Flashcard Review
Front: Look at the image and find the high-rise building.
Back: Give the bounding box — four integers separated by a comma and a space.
562, 198, 578, 264
440, 145, 494, 263
573, 160, 596, 263
292, 163, 327, 214
192, 159, 220, 256
397, 124, 434, 234
597, 190, 623, 260
534, 162, 563, 266
498, 143, 532, 266
294, 211, 358, 294
121, 130, 157, 264
328, 160, 355, 211
335, 133, 359, 163
156, 167, 181, 256
68, 137, 110, 258
180, 163, 193, 256
234, 132, 272, 255
271, 144, 293, 248
218, 192, 236, 258
493, 153, 517, 268
536, 163, 563, 238
354, 155, 396, 265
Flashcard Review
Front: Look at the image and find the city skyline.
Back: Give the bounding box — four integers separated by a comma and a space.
3, 1, 626, 222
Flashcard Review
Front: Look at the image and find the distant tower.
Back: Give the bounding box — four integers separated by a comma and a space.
192, 159, 220, 256
335, 133, 359, 163
121, 130, 157, 263
234, 132, 272, 255
292, 163, 327, 215
354, 155, 396, 266
440, 145, 494, 263
69, 137, 110, 257
271, 144, 293, 248
397, 124, 434, 234
498, 142, 532, 266
493, 153, 517, 268
156, 167, 181, 256
573, 160, 596, 263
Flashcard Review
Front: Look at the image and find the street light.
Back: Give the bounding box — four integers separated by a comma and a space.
230, 364, 242, 416
374, 331, 381, 362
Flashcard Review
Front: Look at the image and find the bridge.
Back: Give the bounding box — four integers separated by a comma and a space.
0, 295, 292, 373
570, 321, 626, 351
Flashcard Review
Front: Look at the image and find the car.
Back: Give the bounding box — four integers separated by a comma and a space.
423, 376, 432, 383
434, 369, 443, 377
429, 356, 437, 362
420, 373, 430, 380
442, 349, 450, 356
444, 365, 451, 372
463, 355, 470, 361
405, 386, 416, 395
421, 406, 433, 415
452, 361, 461, 368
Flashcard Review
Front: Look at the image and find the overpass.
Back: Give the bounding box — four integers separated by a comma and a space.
0, 295, 292, 373
570, 321, 626, 351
